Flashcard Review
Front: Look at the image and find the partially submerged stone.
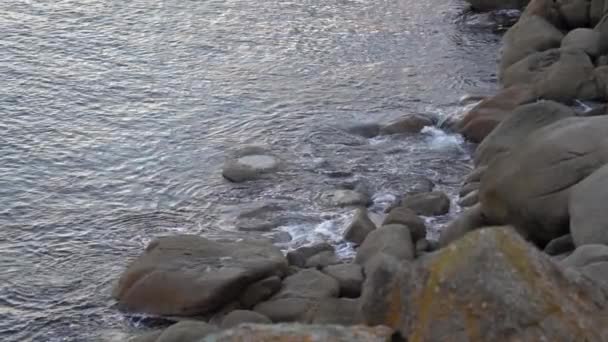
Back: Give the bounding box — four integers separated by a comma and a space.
344, 208, 377, 245
222, 145, 281, 182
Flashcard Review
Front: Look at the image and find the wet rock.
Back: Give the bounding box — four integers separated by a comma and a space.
322, 263, 364, 298
561, 28, 601, 57
239, 276, 282, 309
561, 244, 608, 268
361, 226, 608, 340
464, 166, 487, 184
272, 269, 340, 300
569, 163, 608, 247
318, 189, 372, 207
458, 86, 537, 143
344, 208, 377, 245
401, 191, 450, 216
270, 231, 292, 244
502, 48, 598, 102
459, 182, 479, 197
379, 114, 435, 135
499, 16, 563, 74
112, 236, 287, 316
557, 0, 590, 28
381, 206, 426, 242
406, 177, 435, 194
222, 146, 281, 183
438, 204, 486, 247
480, 116, 608, 246
200, 323, 394, 342
305, 250, 340, 269
355, 224, 414, 266
474, 101, 576, 167
457, 190, 479, 208
464, 0, 530, 11
414, 238, 431, 256
220, 310, 271, 329
306, 298, 361, 325
543, 234, 575, 256
156, 321, 218, 342
345, 122, 381, 138
287, 243, 334, 267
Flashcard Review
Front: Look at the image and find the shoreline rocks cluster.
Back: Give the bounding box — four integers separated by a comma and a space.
113, 0, 608, 340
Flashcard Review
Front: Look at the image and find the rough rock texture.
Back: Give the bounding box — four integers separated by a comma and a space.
200, 324, 394, 342
401, 191, 450, 216
438, 204, 486, 248
322, 263, 364, 298
543, 234, 575, 256
379, 114, 435, 135
499, 15, 563, 75
239, 276, 282, 309
113, 236, 287, 316
480, 116, 608, 245
458, 86, 537, 143
220, 310, 272, 329
474, 101, 575, 167
381, 206, 426, 242
569, 163, 608, 247
344, 208, 377, 245
287, 243, 334, 267
355, 224, 415, 266
222, 146, 281, 183
561, 244, 608, 268
361, 226, 608, 341
465, 0, 530, 11
155, 321, 218, 342
561, 28, 601, 57
502, 48, 598, 102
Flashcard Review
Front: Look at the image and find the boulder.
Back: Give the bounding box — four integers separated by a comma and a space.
590, 0, 606, 26
200, 324, 394, 342
239, 276, 282, 309
156, 321, 218, 342
464, 0, 530, 11
502, 48, 598, 102
458, 86, 537, 143
480, 116, 608, 245
474, 101, 576, 167
360, 226, 608, 340
557, 0, 590, 28
253, 298, 315, 323
305, 250, 340, 269
459, 182, 479, 197
401, 191, 450, 216
543, 234, 575, 256
569, 163, 608, 247
599, 13, 608, 55
438, 204, 486, 247
499, 16, 563, 75
415, 239, 432, 256
355, 224, 415, 266
580, 262, 608, 287
318, 189, 371, 207
522, 0, 564, 26
463, 166, 487, 185
306, 298, 361, 325
220, 310, 272, 328
561, 28, 601, 57
112, 236, 287, 316
406, 177, 435, 194
222, 146, 281, 183
287, 243, 334, 267
271, 269, 340, 300
344, 208, 377, 245
322, 263, 364, 298
457, 190, 479, 208
595, 66, 608, 100
379, 114, 434, 135
381, 206, 426, 242
561, 244, 608, 268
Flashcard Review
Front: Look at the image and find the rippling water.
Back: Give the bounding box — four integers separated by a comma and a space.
0, 0, 500, 340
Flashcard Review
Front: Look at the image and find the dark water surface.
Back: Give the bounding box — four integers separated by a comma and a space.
0, 0, 500, 340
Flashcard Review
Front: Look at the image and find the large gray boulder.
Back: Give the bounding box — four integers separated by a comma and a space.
381, 206, 426, 242
499, 15, 563, 75
239, 276, 282, 308
561, 28, 601, 57
112, 236, 287, 316
400, 191, 450, 216
569, 163, 608, 247
474, 101, 575, 167
480, 116, 608, 246
561, 244, 608, 268
355, 224, 415, 266
502, 48, 598, 102
286, 243, 334, 267
360, 226, 608, 340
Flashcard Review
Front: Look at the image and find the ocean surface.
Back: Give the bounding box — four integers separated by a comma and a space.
0, 0, 501, 340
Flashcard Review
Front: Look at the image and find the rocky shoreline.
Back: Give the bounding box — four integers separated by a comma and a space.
114, 0, 608, 340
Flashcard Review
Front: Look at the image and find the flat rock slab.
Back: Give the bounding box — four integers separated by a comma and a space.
317, 189, 372, 207
113, 235, 287, 316
222, 145, 281, 182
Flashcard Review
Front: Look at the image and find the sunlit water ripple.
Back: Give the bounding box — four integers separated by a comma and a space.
0, 0, 500, 340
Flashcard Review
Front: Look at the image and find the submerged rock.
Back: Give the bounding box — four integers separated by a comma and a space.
113, 235, 287, 316
379, 114, 435, 135
222, 145, 281, 182
318, 189, 372, 207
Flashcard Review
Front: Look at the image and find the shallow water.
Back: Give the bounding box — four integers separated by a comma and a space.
0, 0, 500, 340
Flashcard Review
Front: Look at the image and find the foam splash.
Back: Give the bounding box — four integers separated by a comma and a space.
421, 126, 465, 151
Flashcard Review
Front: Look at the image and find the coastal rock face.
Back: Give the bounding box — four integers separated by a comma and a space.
200, 324, 393, 342
569, 163, 608, 246
502, 48, 598, 102
112, 235, 287, 316
360, 226, 608, 341
355, 224, 415, 266
400, 191, 450, 216
480, 116, 608, 245
222, 145, 281, 183
458, 86, 537, 143
474, 101, 575, 167
465, 0, 530, 11
344, 208, 377, 245
379, 114, 434, 135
